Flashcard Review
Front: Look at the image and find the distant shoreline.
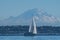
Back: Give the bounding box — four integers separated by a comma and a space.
0, 25, 60, 36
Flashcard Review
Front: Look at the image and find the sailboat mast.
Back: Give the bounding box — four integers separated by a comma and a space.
29, 16, 37, 34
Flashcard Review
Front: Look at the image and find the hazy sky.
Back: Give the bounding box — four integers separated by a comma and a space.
0, 0, 60, 20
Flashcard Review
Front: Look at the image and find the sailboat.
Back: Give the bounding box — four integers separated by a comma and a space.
24, 17, 37, 36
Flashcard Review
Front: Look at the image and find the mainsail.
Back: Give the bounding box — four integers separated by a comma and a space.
29, 17, 37, 34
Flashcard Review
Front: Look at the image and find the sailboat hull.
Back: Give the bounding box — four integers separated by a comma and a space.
24, 32, 36, 36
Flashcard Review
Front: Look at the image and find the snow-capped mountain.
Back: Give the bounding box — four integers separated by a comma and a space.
0, 8, 60, 26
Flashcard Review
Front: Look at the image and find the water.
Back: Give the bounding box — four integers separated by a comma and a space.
0, 36, 60, 40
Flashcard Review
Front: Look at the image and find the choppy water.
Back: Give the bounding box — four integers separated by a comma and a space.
0, 36, 60, 40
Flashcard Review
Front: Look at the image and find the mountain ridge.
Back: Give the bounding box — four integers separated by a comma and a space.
0, 8, 60, 26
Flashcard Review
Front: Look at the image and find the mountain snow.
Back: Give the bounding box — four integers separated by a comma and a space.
0, 8, 60, 26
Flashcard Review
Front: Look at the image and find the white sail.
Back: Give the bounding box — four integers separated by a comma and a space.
29, 24, 32, 32
33, 18, 37, 34
29, 19, 33, 33
29, 17, 37, 34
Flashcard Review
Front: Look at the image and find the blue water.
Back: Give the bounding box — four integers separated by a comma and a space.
0, 36, 60, 40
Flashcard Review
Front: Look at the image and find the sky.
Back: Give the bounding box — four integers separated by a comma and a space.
0, 0, 60, 20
